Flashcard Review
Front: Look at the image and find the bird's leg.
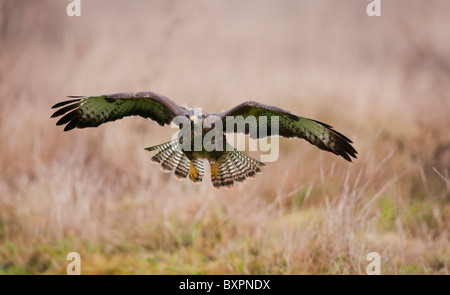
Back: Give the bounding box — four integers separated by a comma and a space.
210, 160, 218, 179
189, 160, 200, 182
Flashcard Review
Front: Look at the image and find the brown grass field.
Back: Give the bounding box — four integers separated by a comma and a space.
0, 0, 448, 274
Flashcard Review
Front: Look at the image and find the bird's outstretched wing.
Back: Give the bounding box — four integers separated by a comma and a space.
51, 91, 186, 131
217, 101, 357, 162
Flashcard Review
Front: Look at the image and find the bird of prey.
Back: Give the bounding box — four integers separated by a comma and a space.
51, 91, 357, 188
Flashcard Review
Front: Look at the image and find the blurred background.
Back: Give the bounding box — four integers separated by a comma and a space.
0, 0, 448, 274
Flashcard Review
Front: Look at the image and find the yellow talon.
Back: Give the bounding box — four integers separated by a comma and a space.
189, 161, 199, 182
211, 161, 218, 179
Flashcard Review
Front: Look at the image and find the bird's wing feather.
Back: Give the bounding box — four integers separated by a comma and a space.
217, 101, 357, 162
51, 91, 186, 131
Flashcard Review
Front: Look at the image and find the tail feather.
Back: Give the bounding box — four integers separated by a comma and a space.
145, 140, 182, 172
160, 148, 182, 171
228, 153, 247, 182
190, 158, 205, 183
174, 153, 190, 179
145, 140, 264, 188
211, 149, 265, 189
144, 140, 178, 152
145, 140, 190, 180
219, 157, 235, 188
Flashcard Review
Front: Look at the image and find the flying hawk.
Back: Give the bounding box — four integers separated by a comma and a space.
51, 91, 357, 188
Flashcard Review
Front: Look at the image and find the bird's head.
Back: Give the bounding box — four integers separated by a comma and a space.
187, 110, 204, 139
187, 108, 205, 126
189, 114, 200, 125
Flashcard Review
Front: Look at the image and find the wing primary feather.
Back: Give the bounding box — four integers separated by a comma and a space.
56, 109, 81, 126
51, 103, 79, 118
51, 99, 81, 109
52, 92, 186, 131
64, 120, 79, 132
218, 101, 358, 162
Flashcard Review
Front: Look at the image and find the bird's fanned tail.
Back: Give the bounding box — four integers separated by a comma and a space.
210, 149, 265, 189
144, 140, 205, 183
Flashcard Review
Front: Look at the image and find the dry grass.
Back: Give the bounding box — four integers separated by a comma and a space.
0, 0, 448, 274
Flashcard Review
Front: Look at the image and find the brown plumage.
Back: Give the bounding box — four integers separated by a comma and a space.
51, 91, 357, 188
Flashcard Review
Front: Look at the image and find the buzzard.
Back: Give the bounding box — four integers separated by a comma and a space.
51, 91, 357, 188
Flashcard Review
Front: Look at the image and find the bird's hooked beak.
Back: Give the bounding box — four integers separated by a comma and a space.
190, 115, 198, 124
